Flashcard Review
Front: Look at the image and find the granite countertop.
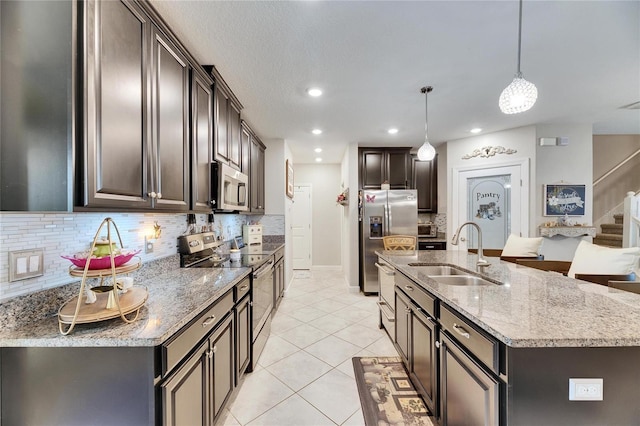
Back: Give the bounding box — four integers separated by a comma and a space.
0, 266, 251, 348
378, 250, 640, 348
0, 241, 285, 348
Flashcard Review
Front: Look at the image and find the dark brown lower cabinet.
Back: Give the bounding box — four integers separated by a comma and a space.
236, 294, 251, 381
439, 331, 499, 426
162, 313, 234, 426
395, 287, 438, 417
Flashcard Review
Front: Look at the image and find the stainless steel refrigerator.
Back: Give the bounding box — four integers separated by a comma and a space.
360, 189, 418, 293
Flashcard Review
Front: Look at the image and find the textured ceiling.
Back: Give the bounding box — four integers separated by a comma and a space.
149, 0, 640, 164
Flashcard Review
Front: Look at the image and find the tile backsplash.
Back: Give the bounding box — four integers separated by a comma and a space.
0, 212, 284, 301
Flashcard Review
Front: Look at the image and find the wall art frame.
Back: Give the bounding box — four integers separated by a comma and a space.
544, 184, 586, 216
286, 159, 294, 199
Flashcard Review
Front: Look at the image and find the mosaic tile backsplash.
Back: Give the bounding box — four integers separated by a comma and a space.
0, 212, 284, 301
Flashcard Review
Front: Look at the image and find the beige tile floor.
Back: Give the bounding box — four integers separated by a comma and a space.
219, 269, 399, 426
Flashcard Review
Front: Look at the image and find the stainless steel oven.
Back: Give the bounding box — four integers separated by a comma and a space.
178, 232, 274, 371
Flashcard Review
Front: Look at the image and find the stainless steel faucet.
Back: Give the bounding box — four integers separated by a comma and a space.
451, 221, 490, 268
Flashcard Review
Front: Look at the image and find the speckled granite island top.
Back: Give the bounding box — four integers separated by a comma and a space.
378, 250, 640, 348
0, 267, 250, 348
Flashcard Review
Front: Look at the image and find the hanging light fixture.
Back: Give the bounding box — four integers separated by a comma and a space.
499, 0, 537, 114
417, 86, 436, 161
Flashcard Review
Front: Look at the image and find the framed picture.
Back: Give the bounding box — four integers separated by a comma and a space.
544, 184, 586, 216
286, 159, 294, 199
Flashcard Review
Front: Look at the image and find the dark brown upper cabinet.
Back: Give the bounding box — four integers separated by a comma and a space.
191, 69, 214, 212
1, 0, 74, 211
359, 148, 411, 189
411, 155, 438, 213
209, 67, 242, 171
80, 0, 190, 211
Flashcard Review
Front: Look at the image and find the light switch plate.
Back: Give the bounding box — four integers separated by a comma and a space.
9, 249, 44, 282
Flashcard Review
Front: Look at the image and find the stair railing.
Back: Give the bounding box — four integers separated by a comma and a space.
593, 148, 640, 187
622, 191, 640, 248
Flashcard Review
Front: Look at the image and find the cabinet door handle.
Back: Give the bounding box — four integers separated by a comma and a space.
435, 341, 441, 349
404, 285, 414, 292
156, 192, 162, 199
212, 345, 217, 354
405, 307, 412, 314
148, 191, 157, 199
375, 262, 395, 276
206, 349, 213, 359
453, 323, 471, 339
202, 315, 217, 327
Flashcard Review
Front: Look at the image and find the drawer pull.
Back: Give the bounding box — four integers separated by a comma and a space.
375, 262, 395, 276
453, 323, 471, 339
404, 285, 414, 292
239, 284, 249, 291
206, 349, 213, 359
212, 345, 217, 354
202, 315, 217, 327
435, 340, 441, 349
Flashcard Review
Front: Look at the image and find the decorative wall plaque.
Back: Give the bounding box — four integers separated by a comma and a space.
462, 146, 517, 159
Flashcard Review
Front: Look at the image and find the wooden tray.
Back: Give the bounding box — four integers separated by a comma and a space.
58, 287, 148, 324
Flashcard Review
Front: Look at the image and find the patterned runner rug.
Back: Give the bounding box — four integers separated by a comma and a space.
352, 356, 434, 426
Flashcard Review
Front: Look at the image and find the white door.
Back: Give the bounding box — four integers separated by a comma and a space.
451, 159, 530, 252
292, 185, 312, 269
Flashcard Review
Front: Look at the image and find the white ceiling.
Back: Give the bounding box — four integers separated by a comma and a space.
149, 0, 640, 164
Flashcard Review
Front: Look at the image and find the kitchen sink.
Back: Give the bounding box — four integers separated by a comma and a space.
407, 264, 469, 276
428, 275, 497, 286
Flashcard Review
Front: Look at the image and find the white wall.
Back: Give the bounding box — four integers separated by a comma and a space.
535, 123, 594, 260
446, 125, 537, 239
345, 143, 360, 291
264, 138, 295, 286
295, 164, 342, 267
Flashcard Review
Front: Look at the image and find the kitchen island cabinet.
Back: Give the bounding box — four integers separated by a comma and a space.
379, 250, 640, 425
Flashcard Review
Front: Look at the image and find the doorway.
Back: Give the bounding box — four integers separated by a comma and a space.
292, 184, 312, 269
451, 159, 530, 251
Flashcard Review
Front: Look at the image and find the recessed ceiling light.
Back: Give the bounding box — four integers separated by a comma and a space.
307, 88, 323, 97
312, 129, 322, 135
470, 128, 483, 134
315, 157, 323, 162
387, 128, 399, 134
314, 148, 322, 153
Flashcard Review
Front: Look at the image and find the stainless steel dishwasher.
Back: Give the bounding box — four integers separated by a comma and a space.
250, 256, 274, 369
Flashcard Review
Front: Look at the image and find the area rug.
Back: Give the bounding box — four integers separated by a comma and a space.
352, 357, 434, 426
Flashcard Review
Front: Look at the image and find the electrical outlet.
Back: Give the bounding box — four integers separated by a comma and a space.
145, 237, 154, 254
569, 378, 603, 401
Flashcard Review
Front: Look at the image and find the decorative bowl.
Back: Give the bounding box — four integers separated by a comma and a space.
62, 249, 141, 270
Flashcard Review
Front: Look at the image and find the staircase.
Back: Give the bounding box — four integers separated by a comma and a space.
593, 214, 623, 248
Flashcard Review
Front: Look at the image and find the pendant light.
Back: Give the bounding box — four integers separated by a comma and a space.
417, 86, 436, 161
499, 0, 537, 114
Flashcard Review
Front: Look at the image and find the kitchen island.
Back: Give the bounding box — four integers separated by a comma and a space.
378, 249, 640, 426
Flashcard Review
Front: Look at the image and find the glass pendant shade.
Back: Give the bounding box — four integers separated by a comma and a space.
417, 140, 436, 161
499, 72, 538, 114
417, 85, 436, 161
499, 0, 537, 114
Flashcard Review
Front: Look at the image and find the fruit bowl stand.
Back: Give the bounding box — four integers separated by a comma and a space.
58, 218, 148, 335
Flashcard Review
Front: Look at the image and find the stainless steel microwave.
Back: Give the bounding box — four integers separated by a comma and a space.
211, 162, 248, 212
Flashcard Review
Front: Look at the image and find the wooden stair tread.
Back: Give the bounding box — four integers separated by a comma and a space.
595, 233, 623, 240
